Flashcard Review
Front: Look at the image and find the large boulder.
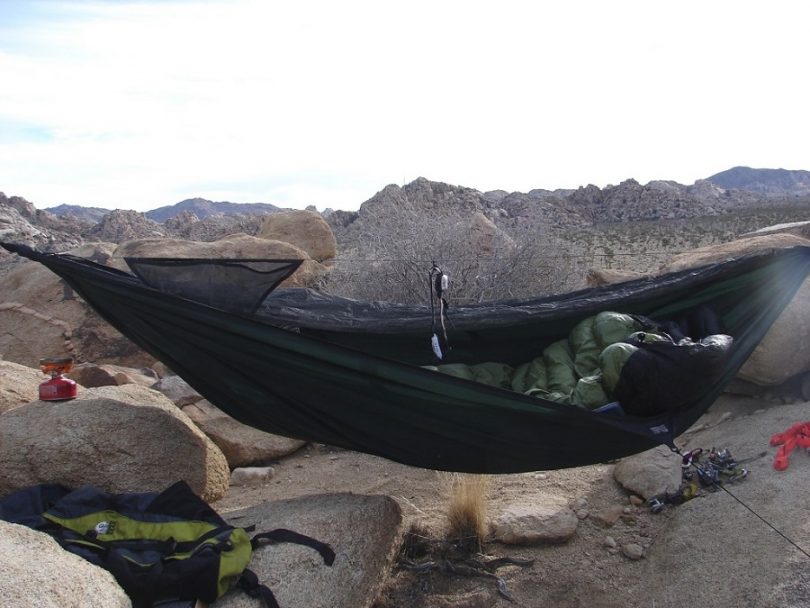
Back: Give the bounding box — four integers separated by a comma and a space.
0, 243, 155, 369
662, 234, 810, 385
737, 277, 810, 385
0, 360, 43, 414
635, 399, 810, 607
0, 521, 132, 608
182, 399, 306, 468
216, 493, 403, 608
257, 210, 337, 263
111, 234, 325, 288
660, 233, 810, 273
0, 384, 230, 502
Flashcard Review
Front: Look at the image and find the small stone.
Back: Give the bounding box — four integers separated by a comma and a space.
604, 536, 617, 549
576, 509, 589, 520
491, 498, 579, 545
574, 497, 588, 509
230, 466, 275, 486
629, 495, 644, 506
622, 543, 644, 560
593, 504, 625, 528
534, 473, 548, 480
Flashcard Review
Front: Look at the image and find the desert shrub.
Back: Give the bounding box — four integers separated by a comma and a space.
443, 473, 490, 553
322, 207, 581, 303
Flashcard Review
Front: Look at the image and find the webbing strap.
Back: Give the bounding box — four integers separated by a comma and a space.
238, 568, 281, 608
250, 528, 336, 566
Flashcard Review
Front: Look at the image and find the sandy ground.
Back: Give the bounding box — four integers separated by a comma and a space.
214, 441, 676, 608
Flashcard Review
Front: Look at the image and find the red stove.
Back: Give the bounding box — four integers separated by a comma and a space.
39, 356, 78, 401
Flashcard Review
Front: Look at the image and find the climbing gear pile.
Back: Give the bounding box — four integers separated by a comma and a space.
647, 447, 750, 513
770, 421, 810, 471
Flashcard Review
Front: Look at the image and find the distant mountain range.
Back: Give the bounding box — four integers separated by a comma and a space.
144, 197, 281, 222
706, 167, 810, 197
43, 204, 111, 223
46, 197, 281, 223
40, 166, 810, 225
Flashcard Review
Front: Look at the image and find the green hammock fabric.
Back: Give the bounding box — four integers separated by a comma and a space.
3, 242, 809, 473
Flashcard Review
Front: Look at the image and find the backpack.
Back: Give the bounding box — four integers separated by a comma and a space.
0, 481, 335, 608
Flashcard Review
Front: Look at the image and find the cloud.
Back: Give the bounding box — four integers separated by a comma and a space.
1, 0, 809, 210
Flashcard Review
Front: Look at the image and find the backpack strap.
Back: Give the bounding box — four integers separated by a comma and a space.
237, 568, 281, 608
250, 528, 336, 566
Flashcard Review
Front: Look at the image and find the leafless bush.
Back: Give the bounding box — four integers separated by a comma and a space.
322, 207, 581, 304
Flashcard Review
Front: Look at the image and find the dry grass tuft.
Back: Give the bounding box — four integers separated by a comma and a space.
398, 521, 433, 561
443, 473, 490, 553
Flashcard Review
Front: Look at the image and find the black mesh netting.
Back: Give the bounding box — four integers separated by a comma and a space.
125, 257, 302, 314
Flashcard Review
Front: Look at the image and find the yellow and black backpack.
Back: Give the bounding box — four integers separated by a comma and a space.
0, 481, 335, 608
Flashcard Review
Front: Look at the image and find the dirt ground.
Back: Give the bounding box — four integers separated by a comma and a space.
213, 391, 810, 608
214, 441, 677, 608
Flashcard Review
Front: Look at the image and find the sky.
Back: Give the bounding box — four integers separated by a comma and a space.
0, 0, 808, 212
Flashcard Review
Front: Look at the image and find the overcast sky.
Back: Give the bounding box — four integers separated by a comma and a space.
1, 0, 808, 212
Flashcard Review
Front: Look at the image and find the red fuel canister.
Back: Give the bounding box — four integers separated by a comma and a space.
39, 356, 78, 401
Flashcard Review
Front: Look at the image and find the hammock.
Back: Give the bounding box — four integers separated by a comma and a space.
3, 241, 810, 473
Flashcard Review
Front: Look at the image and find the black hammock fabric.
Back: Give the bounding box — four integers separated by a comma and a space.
3, 241, 810, 473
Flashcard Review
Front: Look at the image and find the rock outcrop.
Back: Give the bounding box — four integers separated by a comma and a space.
258, 210, 337, 262
0, 521, 132, 608
182, 400, 306, 468
0, 384, 230, 501
0, 359, 43, 414
217, 494, 403, 608
635, 399, 810, 607
85, 209, 167, 242
0, 258, 83, 371
0, 243, 154, 369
